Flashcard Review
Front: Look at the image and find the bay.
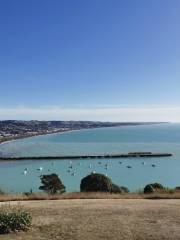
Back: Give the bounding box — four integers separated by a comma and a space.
0, 123, 180, 193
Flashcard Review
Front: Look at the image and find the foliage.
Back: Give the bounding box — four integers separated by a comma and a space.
120, 186, 129, 193
144, 182, 164, 194
80, 173, 129, 193
151, 183, 164, 189
167, 188, 175, 194
80, 173, 112, 192
144, 184, 155, 194
175, 186, 180, 191
111, 183, 122, 193
39, 173, 66, 194
23, 189, 33, 196
0, 206, 32, 234
0, 189, 5, 195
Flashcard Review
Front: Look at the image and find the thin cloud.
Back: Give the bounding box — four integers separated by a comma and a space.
0, 105, 180, 122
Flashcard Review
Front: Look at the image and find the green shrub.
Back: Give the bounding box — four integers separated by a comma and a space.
175, 186, 180, 191
167, 188, 175, 194
80, 173, 129, 193
39, 173, 66, 194
0, 206, 32, 234
111, 183, 122, 193
80, 173, 112, 192
151, 183, 164, 189
0, 188, 5, 195
120, 186, 129, 193
144, 182, 164, 194
23, 189, 33, 196
144, 184, 155, 194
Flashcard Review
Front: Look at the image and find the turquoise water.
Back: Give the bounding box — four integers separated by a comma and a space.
0, 123, 180, 193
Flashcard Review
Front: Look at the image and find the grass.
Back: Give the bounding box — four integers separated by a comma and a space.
0, 198, 180, 239
1, 191, 180, 202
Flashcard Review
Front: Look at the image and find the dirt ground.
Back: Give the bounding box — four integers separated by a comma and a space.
0, 199, 180, 240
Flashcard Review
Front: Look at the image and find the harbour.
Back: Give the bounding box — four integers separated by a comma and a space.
0, 124, 179, 193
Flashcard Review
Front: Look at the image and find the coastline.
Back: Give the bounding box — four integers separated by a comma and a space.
0, 122, 167, 146
0, 129, 76, 146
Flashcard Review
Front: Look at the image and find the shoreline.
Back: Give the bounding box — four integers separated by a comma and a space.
0, 128, 80, 146
0, 122, 167, 146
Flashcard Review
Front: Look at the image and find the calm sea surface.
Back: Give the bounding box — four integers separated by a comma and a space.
0, 123, 180, 193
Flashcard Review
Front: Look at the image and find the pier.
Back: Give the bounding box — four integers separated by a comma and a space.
0, 152, 173, 161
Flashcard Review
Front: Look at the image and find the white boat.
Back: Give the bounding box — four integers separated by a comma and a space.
37, 167, 43, 171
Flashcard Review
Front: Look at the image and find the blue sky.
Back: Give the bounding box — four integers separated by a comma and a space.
0, 0, 180, 121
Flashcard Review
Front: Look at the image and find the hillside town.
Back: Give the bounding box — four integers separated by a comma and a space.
0, 120, 155, 144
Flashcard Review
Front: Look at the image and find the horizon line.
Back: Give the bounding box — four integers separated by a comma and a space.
0, 105, 180, 122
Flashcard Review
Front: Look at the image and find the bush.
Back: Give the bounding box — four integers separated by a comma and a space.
80, 173, 112, 192
110, 184, 129, 193
111, 183, 122, 193
0, 188, 5, 195
120, 186, 129, 193
151, 183, 164, 189
167, 188, 175, 194
0, 206, 32, 234
144, 182, 164, 194
39, 173, 66, 194
23, 189, 33, 196
144, 184, 155, 194
175, 186, 180, 191
80, 173, 129, 193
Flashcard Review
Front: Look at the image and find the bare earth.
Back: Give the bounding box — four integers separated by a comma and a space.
1, 199, 180, 240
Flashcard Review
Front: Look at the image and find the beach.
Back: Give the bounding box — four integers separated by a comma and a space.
0, 129, 71, 146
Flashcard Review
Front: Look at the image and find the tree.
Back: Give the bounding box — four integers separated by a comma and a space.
80, 173, 112, 192
80, 173, 129, 193
39, 173, 65, 194
144, 182, 164, 194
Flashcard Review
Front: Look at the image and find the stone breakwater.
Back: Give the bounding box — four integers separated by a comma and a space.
0, 152, 173, 161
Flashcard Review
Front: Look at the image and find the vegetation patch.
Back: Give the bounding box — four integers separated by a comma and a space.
144, 183, 165, 194
0, 189, 5, 195
0, 206, 32, 234
39, 173, 66, 194
80, 173, 129, 193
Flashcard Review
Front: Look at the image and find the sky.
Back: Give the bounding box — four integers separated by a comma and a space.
0, 0, 180, 121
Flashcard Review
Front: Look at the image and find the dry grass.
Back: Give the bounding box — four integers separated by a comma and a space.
0, 199, 180, 239
1, 191, 180, 202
